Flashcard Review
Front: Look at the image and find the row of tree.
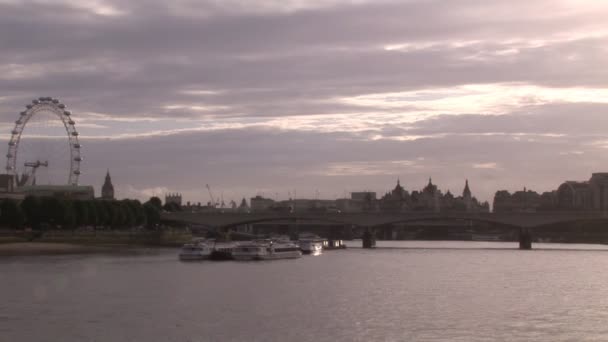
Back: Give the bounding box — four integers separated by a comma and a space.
0, 196, 164, 230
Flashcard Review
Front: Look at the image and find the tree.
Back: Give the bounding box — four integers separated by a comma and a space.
121, 200, 136, 228
73, 200, 89, 228
110, 201, 126, 229
86, 200, 99, 228
94, 200, 109, 229
103, 200, 118, 228
62, 200, 76, 230
163, 201, 181, 212
0, 199, 25, 229
21, 196, 41, 230
124, 199, 145, 227
148, 197, 162, 211
39, 197, 66, 228
143, 202, 160, 229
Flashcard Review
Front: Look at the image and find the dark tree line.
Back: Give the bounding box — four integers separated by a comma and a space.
0, 196, 164, 230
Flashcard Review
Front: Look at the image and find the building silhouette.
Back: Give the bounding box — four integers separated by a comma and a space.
493, 172, 608, 213
101, 169, 114, 200
165, 193, 182, 206
556, 173, 608, 211
379, 178, 489, 213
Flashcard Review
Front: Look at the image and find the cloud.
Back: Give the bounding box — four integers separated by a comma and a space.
473, 163, 499, 170
317, 160, 420, 176
1, 0, 608, 204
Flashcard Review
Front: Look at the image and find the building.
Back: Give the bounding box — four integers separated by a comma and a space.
336, 191, 377, 213
493, 188, 542, 213
379, 178, 489, 213
379, 179, 410, 212
351, 192, 377, 201
552, 173, 608, 212
250, 195, 276, 212
101, 170, 115, 200
556, 181, 590, 210
165, 193, 182, 206
238, 198, 250, 213
284, 199, 337, 213
589, 173, 608, 211
420, 178, 441, 212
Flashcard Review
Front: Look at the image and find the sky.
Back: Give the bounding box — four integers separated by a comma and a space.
1, 0, 608, 205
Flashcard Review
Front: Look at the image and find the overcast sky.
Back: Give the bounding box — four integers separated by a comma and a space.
1, 0, 608, 205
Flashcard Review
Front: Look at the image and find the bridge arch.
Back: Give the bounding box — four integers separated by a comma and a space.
370, 215, 523, 230
531, 216, 608, 230
219, 215, 362, 230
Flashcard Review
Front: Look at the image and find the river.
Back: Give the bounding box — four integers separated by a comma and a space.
2, 241, 608, 341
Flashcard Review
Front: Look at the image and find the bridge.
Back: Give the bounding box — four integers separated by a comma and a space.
162, 211, 608, 249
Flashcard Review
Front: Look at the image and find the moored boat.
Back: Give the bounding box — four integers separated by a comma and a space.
323, 239, 347, 249
232, 240, 302, 261
209, 241, 237, 260
298, 239, 323, 255
178, 240, 212, 261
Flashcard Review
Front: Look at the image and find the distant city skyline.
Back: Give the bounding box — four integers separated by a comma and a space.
2, 0, 608, 204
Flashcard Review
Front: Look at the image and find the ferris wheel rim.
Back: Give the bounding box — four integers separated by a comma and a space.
5, 97, 82, 186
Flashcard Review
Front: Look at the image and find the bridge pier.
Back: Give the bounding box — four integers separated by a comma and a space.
519, 227, 532, 250
362, 228, 376, 248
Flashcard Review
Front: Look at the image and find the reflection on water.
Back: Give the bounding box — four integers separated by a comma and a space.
2, 241, 608, 341
347, 240, 608, 250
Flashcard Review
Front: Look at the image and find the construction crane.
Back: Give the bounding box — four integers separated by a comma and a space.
18, 160, 48, 187
206, 184, 219, 207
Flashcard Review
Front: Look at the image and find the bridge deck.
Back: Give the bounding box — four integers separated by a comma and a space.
162, 211, 608, 229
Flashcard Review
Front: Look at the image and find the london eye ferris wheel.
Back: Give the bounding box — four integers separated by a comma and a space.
6, 97, 82, 187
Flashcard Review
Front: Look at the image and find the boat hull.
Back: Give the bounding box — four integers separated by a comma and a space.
209, 251, 234, 260
256, 251, 302, 260
179, 254, 210, 261
233, 251, 302, 261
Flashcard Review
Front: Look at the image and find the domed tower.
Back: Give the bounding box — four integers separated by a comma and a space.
102, 169, 115, 200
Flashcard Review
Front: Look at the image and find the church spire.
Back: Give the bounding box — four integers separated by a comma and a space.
423, 177, 437, 194
463, 179, 471, 198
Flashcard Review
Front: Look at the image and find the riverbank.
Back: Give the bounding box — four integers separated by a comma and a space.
0, 229, 192, 256
0, 242, 156, 256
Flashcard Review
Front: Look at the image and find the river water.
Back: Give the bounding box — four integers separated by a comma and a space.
2, 241, 608, 341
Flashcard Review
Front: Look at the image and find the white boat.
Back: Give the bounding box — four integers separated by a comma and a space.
232, 240, 302, 261
178, 240, 212, 261
298, 239, 323, 255
209, 241, 237, 260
